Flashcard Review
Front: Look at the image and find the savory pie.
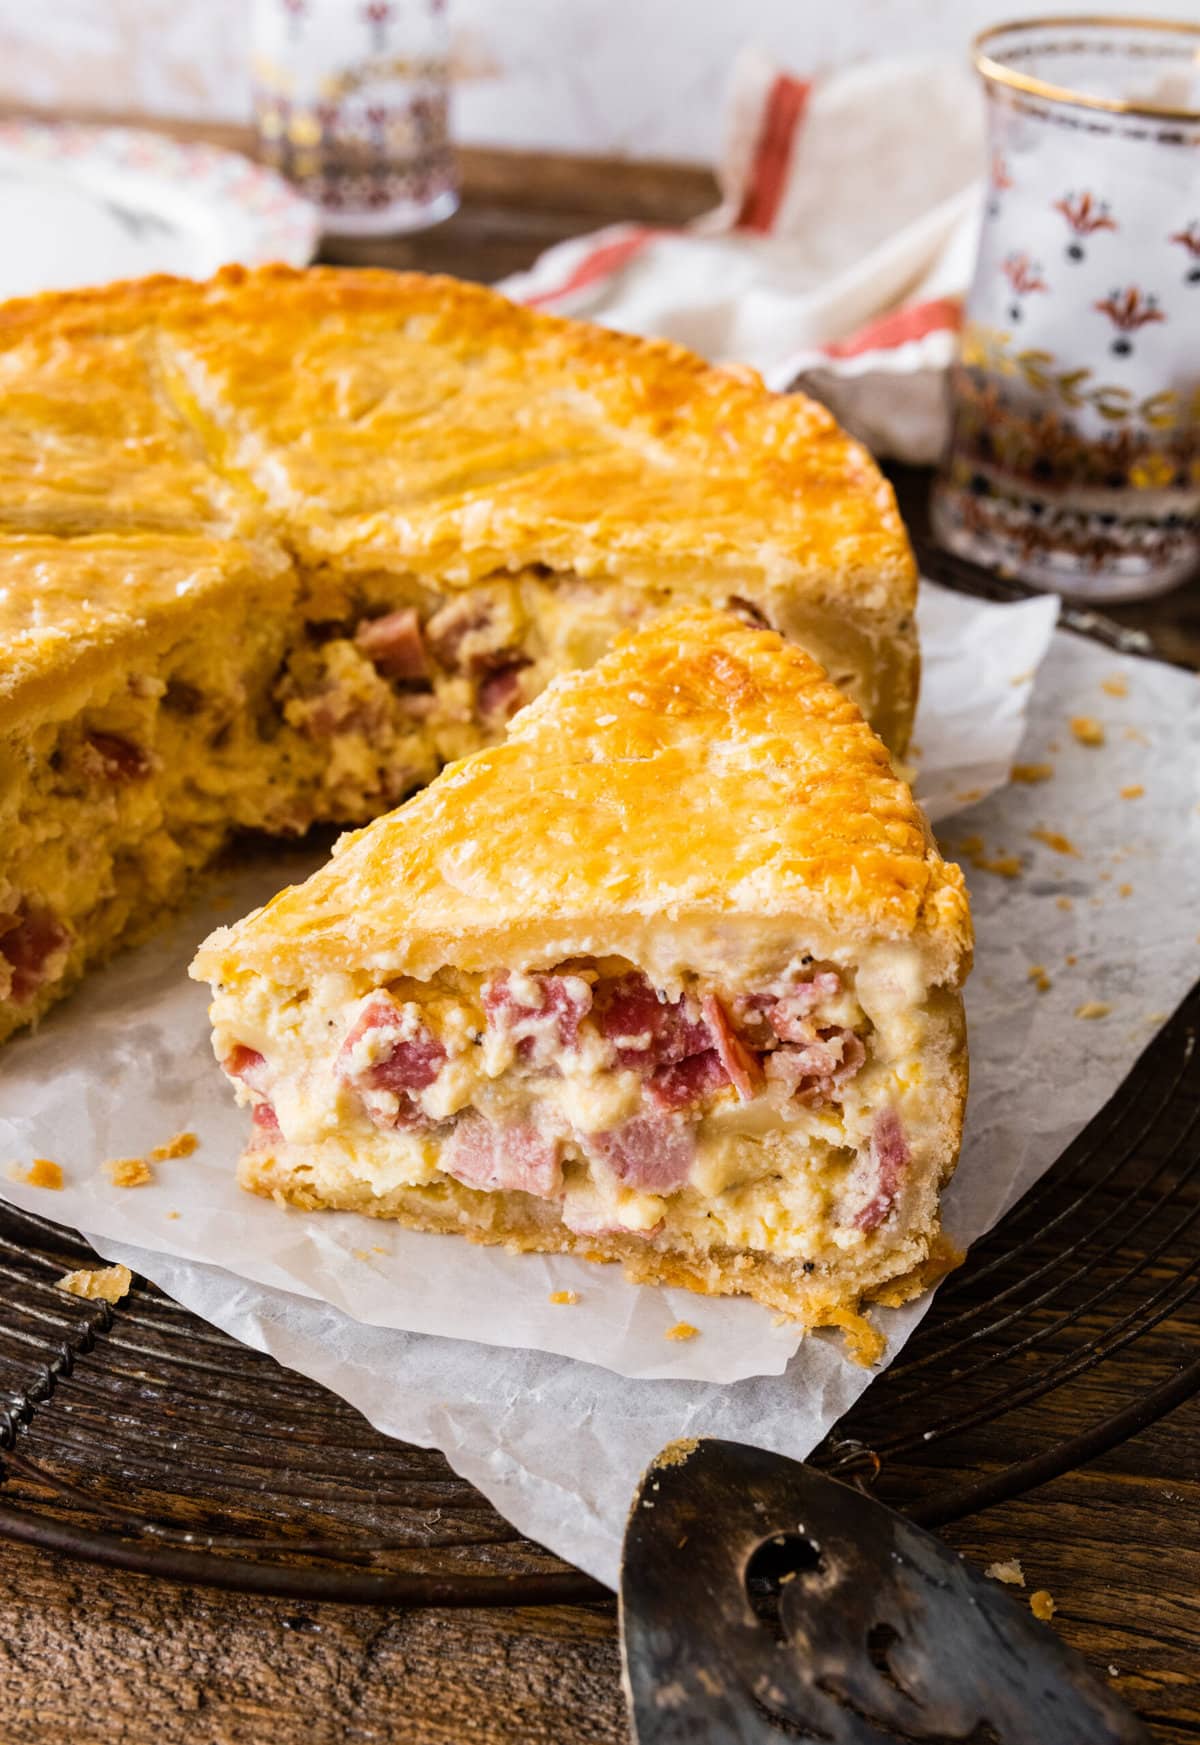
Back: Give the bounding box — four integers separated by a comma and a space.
0, 265, 918, 1043
193, 607, 970, 1328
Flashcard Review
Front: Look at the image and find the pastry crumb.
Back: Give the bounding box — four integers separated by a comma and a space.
1030, 827, 1079, 856
1011, 762, 1054, 784
978, 854, 1022, 879
1010, 668, 1035, 686
1101, 675, 1128, 699
1123, 725, 1149, 746
371, 1244, 386, 1254
165, 1210, 180, 1220
1118, 882, 1133, 898
56, 1263, 132, 1304
549, 1289, 580, 1305
352, 1248, 370, 1261
12, 1158, 64, 1189
1030, 1589, 1056, 1621
1075, 1001, 1111, 1021
105, 1155, 153, 1188
1070, 716, 1105, 747
985, 1559, 1025, 1587
1065, 954, 1077, 966
1119, 784, 1144, 800
1027, 965, 1052, 993
149, 1130, 198, 1161
1056, 895, 1073, 912
665, 1321, 699, 1341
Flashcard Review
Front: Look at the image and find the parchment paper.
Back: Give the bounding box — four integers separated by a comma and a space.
2, 582, 1198, 1586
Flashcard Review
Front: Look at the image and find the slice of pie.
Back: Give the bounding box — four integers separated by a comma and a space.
193, 606, 971, 1329
0, 265, 918, 1043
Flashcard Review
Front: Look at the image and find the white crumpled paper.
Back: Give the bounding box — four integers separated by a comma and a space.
3, 583, 1198, 1587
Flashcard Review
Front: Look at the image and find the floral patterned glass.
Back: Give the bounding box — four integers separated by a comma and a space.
252, 0, 457, 236
931, 18, 1200, 601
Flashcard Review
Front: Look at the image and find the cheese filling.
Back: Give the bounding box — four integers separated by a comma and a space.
215, 958, 919, 1259
1, 569, 778, 1036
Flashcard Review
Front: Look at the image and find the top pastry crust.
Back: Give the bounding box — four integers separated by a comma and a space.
195, 606, 970, 994
0, 265, 916, 615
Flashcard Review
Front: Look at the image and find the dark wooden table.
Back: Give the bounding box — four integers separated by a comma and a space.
1, 118, 1198, 1745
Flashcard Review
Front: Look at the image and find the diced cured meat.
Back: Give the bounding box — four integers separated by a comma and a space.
442, 1113, 561, 1198
765, 1028, 865, 1106
223, 1044, 271, 1095
768, 971, 843, 1041
854, 1107, 911, 1232
477, 659, 530, 720
0, 905, 70, 1004
647, 1048, 730, 1113
338, 995, 446, 1094
424, 597, 493, 671
248, 1101, 282, 1147
483, 971, 591, 1063
594, 973, 711, 1070
588, 1115, 695, 1194
86, 731, 153, 781
354, 608, 429, 682
701, 993, 761, 1101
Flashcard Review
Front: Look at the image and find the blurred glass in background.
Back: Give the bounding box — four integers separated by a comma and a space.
932, 17, 1200, 601
252, 0, 457, 235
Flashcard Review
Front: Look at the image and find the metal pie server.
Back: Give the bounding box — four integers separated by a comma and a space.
620, 1438, 1152, 1744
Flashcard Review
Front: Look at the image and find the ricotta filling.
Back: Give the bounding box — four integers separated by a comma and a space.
218, 959, 914, 1253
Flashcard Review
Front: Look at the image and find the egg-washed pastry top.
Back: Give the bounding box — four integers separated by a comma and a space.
0, 264, 918, 1044
194, 607, 971, 1335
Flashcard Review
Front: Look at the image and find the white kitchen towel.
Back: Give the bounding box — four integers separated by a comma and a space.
500, 52, 987, 462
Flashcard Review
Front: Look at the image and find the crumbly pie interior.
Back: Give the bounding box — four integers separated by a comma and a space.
194, 607, 971, 1329
0, 265, 919, 1043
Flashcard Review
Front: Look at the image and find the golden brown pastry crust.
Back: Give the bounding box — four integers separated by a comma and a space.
195, 605, 970, 990
0, 264, 918, 749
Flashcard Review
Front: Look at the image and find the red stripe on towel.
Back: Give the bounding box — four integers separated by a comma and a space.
736, 74, 811, 235
522, 227, 660, 309
822, 295, 963, 359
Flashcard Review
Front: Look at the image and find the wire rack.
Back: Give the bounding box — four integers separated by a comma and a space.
1, 554, 1197, 1607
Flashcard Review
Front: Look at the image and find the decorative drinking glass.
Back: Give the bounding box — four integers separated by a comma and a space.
931, 17, 1200, 600
252, 0, 457, 237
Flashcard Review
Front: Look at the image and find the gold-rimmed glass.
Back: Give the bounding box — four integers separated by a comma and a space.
931, 16, 1200, 600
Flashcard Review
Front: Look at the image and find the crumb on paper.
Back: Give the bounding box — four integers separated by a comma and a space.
652, 1438, 700, 1471
957, 834, 1024, 879
105, 1155, 153, 1188
1065, 954, 1077, 966
665, 1322, 699, 1342
1123, 724, 1149, 746
1147, 1012, 1168, 1025
352, 1248, 370, 1262
1010, 668, 1035, 686
1070, 715, 1105, 747
1101, 674, 1129, 699
1119, 784, 1144, 800
165, 1210, 180, 1220
149, 1130, 198, 1162
11, 1158, 64, 1190
55, 1263, 132, 1305
371, 1244, 386, 1255
954, 788, 984, 807
549, 1289, 580, 1305
1030, 827, 1079, 856
1027, 965, 1052, 993
1118, 883, 1133, 898
985, 1559, 1025, 1587
1030, 1589, 1056, 1621
1011, 762, 1054, 784
1056, 895, 1073, 912
1075, 1001, 1112, 1021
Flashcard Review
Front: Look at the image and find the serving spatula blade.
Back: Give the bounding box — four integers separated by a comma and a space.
620, 1438, 1152, 1744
